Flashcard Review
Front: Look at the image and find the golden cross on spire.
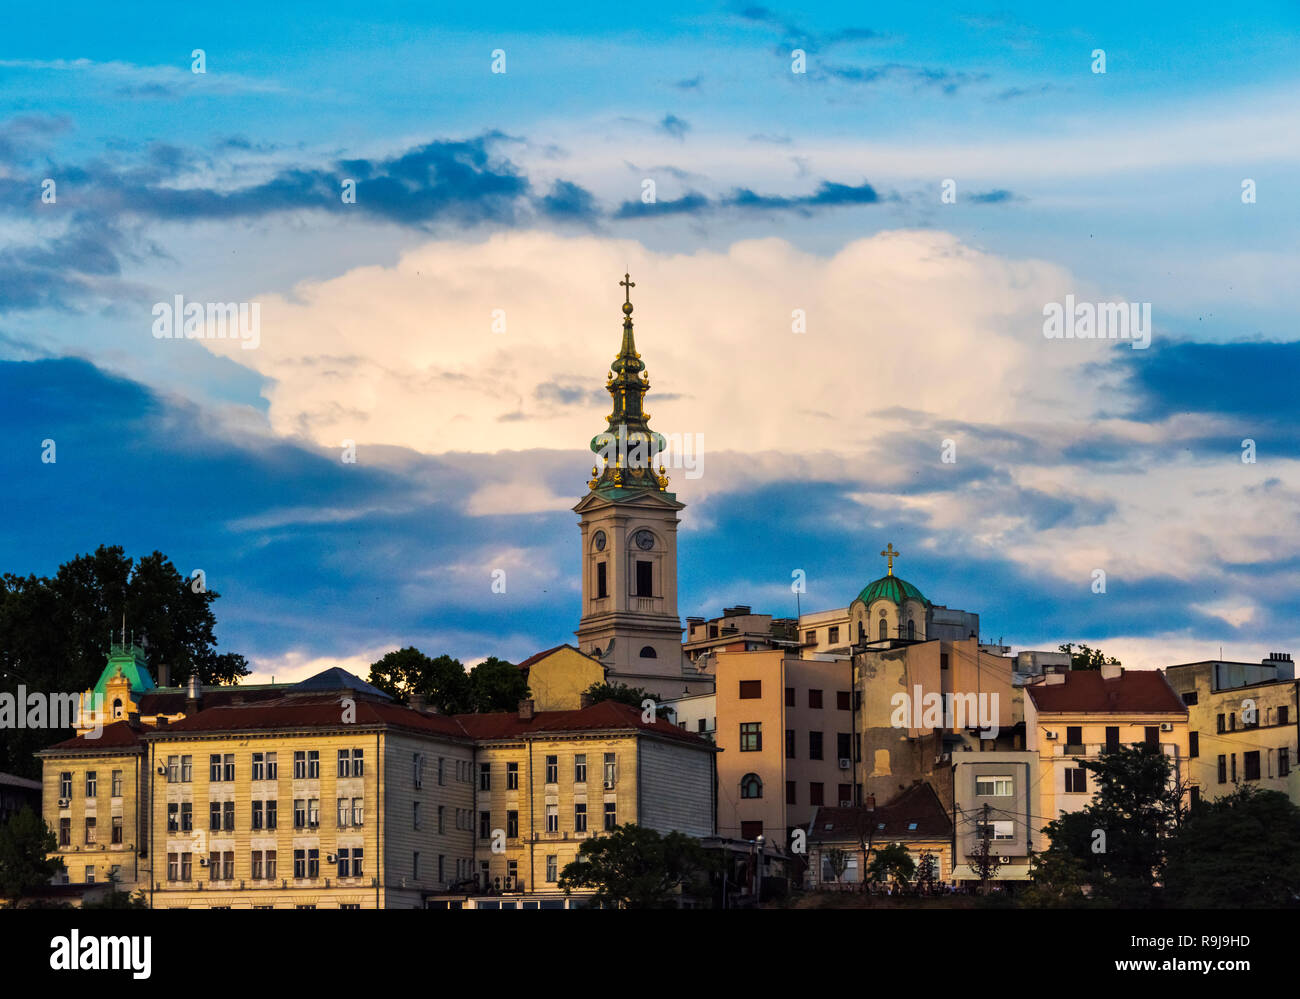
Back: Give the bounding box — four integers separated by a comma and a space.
620, 272, 635, 305
880, 542, 900, 576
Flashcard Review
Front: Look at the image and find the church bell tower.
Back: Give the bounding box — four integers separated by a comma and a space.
574, 274, 686, 687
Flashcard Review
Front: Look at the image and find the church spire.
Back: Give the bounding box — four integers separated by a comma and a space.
588, 273, 669, 494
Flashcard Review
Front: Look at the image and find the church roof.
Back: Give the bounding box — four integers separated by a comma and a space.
856, 574, 928, 607
90, 643, 156, 699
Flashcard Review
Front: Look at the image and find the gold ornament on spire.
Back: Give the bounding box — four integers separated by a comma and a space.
880, 542, 901, 576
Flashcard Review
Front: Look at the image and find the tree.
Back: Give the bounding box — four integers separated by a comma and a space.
558, 823, 712, 908
1032, 744, 1182, 907
823, 847, 849, 884
367, 647, 470, 713
915, 850, 938, 895
584, 682, 670, 719
1057, 643, 1120, 671
466, 657, 529, 713
1164, 786, 1300, 908
969, 803, 1003, 896
0, 807, 64, 906
82, 871, 148, 909
866, 842, 915, 891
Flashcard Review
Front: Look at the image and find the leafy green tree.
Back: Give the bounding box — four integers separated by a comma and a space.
866, 842, 915, 890
583, 682, 670, 719
1164, 786, 1300, 908
915, 850, 938, 895
368, 647, 470, 713
1033, 744, 1182, 907
466, 656, 530, 713
558, 823, 712, 908
1057, 643, 1120, 671
0, 807, 64, 906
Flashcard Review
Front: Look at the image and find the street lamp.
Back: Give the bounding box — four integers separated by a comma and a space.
753, 835, 764, 902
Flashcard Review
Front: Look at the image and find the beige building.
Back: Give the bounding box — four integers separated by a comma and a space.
1024, 664, 1190, 847
950, 750, 1039, 884
1163, 654, 1297, 806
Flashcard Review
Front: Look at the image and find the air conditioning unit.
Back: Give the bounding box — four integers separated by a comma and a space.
327, 854, 338, 864
58, 798, 70, 808
156, 766, 166, 776
934, 753, 951, 765
998, 856, 1011, 865
838, 800, 852, 808
837, 758, 851, 769
1044, 731, 1058, 740
199, 857, 208, 867
603, 779, 616, 790
1160, 722, 1174, 732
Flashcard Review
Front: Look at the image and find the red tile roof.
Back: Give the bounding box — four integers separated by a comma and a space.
809, 783, 951, 843
1026, 669, 1187, 714
451, 699, 710, 745
40, 721, 147, 754
137, 687, 288, 715
148, 693, 470, 740
514, 644, 602, 671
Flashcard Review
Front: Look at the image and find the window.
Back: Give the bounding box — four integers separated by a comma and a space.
59, 771, 72, 799
604, 802, 616, 831
603, 753, 617, 787
59, 818, 70, 846
546, 804, 558, 833
167, 854, 179, 882
307, 848, 319, 879
111, 815, 123, 844
1182, 691, 1198, 705
166, 756, 180, 782
111, 770, 123, 797
262, 754, 274, 780
1230, 713, 1236, 731
413, 753, 424, 788
1244, 751, 1261, 781
785, 729, 795, 759
838, 784, 851, 805
307, 751, 319, 778
809, 782, 824, 806
336, 798, 348, 827
507, 761, 519, 790
1105, 726, 1120, 752
181, 801, 192, 831
574, 754, 586, 783
211, 754, 223, 781
209, 852, 220, 882
808, 689, 823, 709
1281, 748, 1291, 777
252, 800, 264, 830
1217, 755, 1227, 783
878, 619, 887, 641
338, 848, 354, 878
639, 646, 657, 659
438, 757, 445, 785
265, 850, 276, 879
252, 851, 264, 880
575, 803, 587, 832
740, 773, 762, 799
785, 686, 795, 707
222, 800, 235, 831
413, 802, 421, 829
1065, 726, 1082, 748
836, 691, 851, 711
545, 755, 558, 784
438, 804, 445, 834
479, 811, 491, 839
85, 771, 97, 797
479, 762, 492, 791
84, 866, 95, 884
635, 560, 653, 596
977, 821, 1014, 840
338, 749, 351, 778
1144, 726, 1159, 746
267, 800, 278, 829
1280, 706, 1290, 726
546, 855, 558, 883
210, 802, 221, 831
940, 652, 949, 670
1189, 731, 1199, 758
786, 781, 796, 805
837, 732, 851, 760
804, 630, 816, 645
596, 561, 608, 598
294, 850, 306, 879
168, 803, 180, 832
740, 722, 762, 751
740, 821, 763, 841
294, 799, 307, 829
507, 810, 519, 838
809, 731, 824, 760
1216, 714, 1225, 733
828, 627, 839, 644
739, 680, 762, 699
294, 752, 306, 779
1231, 755, 1237, 781
975, 776, 1013, 796
252, 753, 265, 781
1064, 768, 1087, 793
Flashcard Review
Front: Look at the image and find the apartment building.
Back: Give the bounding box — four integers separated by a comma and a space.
950, 750, 1039, 884
1024, 664, 1190, 848
1163, 654, 1297, 806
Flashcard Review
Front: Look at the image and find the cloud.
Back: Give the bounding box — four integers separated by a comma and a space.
659, 114, 691, 139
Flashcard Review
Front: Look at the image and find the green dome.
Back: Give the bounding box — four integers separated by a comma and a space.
856, 575, 928, 607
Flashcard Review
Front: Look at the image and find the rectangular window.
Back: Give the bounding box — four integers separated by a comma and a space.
438, 757, 445, 785
265, 850, 276, 879
1066, 726, 1082, 747
252, 753, 265, 781
166, 756, 180, 782
1065, 768, 1087, 793
413, 852, 420, 879
809, 731, 824, 760
975, 776, 1013, 796
336, 798, 348, 827
785, 728, 795, 759
635, 560, 653, 596
210, 852, 221, 882
111, 770, 123, 797
546, 804, 558, 833
338, 749, 351, 778
1218, 755, 1227, 783
60, 771, 72, 799
337, 848, 351, 878
507, 761, 519, 789
804, 630, 816, 645
294, 751, 306, 779
545, 755, 558, 784
306, 848, 319, 879
210, 801, 221, 831
838, 783, 851, 805
352, 748, 363, 777
479, 762, 491, 791
786, 781, 796, 805
785, 686, 795, 707
211, 754, 223, 781
1145, 726, 1159, 746
222, 754, 234, 782
1281, 748, 1291, 777
111, 815, 123, 844
59, 818, 70, 846
596, 561, 608, 598
307, 798, 319, 827
808, 689, 823, 709
168, 802, 180, 832
262, 753, 274, 780
1106, 726, 1120, 752
252, 851, 263, 880
739, 680, 762, 699
1217, 714, 1225, 733
574, 802, 587, 832
252, 800, 264, 830
603, 753, 617, 787
828, 627, 840, 644
507, 810, 519, 838
546, 855, 558, 883
413, 801, 421, 829
740, 820, 763, 841
352, 798, 362, 826
809, 782, 824, 806
837, 732, 852, 760
438, 804, 445, 834
1244, 750, 1261, 781
267, 799, 278, 829
836, 691, 851, 711
294, 850, 306, 879
168, 853, 179, 882
1279, 706, 1290, 726
1189, 731, 1199, 758
604, 801, 617, 831
1182, 691, 1198, 705
1231, 754, 1237, 781
413, 753, 424, 789
307, 751, 319, 778
294, 799, 306, 829
85, 771, 96, 797
479, 811, 491, 839
740, 722, 762, 752
574, 754, 586, 783
223, 800, 235, 831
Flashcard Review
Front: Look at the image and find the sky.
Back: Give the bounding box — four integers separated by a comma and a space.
2, 1, 1298, 682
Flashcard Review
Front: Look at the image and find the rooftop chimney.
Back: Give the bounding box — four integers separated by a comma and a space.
157, 662, 170, 688
518, 699, 535, 721
1100, 663, 1123, 680
579, 692, 595, 709
185, 675, 202, 713
409, 692, 427, 713
1045, 672, 1067, 685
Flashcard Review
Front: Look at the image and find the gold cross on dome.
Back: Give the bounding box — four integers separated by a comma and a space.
880, 543, 900, 576
620, 273, 635, 304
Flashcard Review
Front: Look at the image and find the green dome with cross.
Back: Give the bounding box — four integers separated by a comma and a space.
856, 542, 928, 606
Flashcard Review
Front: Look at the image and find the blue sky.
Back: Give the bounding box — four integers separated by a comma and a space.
2, 2, 1298, 678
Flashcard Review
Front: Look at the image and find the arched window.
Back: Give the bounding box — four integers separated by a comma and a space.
906, 619, 915, 640
740, 773, 763, 799
878, 618, 887, 641
639, 645, 657, 659
857, 621, 864, 643
112, 698, 123, 719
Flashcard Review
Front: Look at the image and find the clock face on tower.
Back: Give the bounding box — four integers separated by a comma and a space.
592, 530, 606, 551
634, 529, 655, 551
